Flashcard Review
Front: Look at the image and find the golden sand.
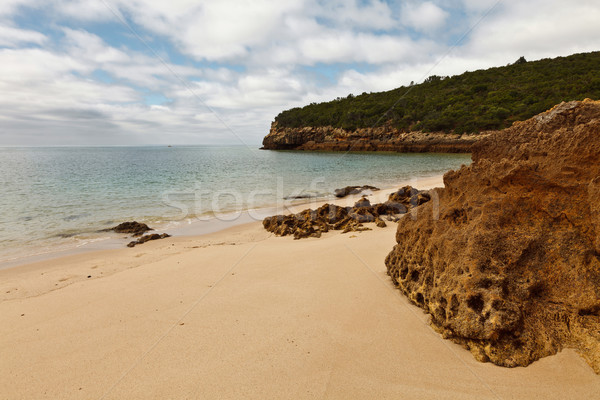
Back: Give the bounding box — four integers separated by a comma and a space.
1, 175, 598, 399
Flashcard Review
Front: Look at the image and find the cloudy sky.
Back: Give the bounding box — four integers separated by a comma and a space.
1, 0, 599, 146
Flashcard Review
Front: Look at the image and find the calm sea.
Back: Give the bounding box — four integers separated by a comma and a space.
0, 146, 471, 265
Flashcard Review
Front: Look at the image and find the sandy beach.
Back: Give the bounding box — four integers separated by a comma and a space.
1, 175, 599, 399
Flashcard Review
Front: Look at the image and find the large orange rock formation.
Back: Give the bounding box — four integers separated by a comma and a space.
385, 100, 600, 373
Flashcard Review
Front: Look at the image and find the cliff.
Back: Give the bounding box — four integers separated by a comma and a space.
261, 122, 486, 153
385, 99, 600, 373
271, 53, 600, 136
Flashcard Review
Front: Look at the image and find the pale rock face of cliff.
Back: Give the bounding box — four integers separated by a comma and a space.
261, 121, 486, 153
385, 99, 600, 373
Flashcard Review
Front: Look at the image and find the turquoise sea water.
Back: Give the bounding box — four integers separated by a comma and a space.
0, 146, 471, 264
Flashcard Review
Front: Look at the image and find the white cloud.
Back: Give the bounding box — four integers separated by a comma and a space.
402, 1, 449, 33
458, 0, 501, 13
313, 0, 396, 30
0, 0, 599, 145
106, 0, 403, 63
465, 0, 600, 61
120, 0, 305, 62
52, 0, 119, 21
62, 28, 128, 64
59, 28, 204, 89
0, 24, 47, 47
0, 48, 89, 80
293, 32, 440, 65
0, 0, 38, 17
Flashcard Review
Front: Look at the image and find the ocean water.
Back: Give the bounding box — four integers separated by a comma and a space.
0, 146, 471, 265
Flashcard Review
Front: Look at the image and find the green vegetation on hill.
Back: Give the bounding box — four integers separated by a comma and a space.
275, 52, 600, 134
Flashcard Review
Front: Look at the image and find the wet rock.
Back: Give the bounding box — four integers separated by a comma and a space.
388, 186, 420, 203
385, 100, 600, 373
375, 201, 404, 215
263, 186, 431, 239
127, 233, 171, 248
349, 211, 375, 223
410, 191, 431, 206
334, 185, 380, 198
382, 186, 427, 214
342, 222, 371, 234
375, 217, 387, 228
109, 221, 152, 236
354, 196, 371, 208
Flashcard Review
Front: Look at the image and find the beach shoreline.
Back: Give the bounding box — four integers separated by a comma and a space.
0, 146, 471, 270
0, 173, 445, 272
1, 172, 599, 399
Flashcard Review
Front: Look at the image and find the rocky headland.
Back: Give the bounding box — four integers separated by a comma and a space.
261, 122, 488, 153
385, 99, 600, 373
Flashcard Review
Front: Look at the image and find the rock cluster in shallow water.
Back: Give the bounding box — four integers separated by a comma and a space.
263, 186, 430, 239
385, 100, 600, 373
109, 221, 152, 236
334, 185, 380, 198
107, 221, 171, 247
127, 233, 171, 248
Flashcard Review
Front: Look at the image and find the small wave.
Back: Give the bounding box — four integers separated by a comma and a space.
55, 232, 79, 238
63, 212, 91, 221
282, 190, 331, 201
54, 228, 101, 239
283, 194, 318, 200
74, 236, 113, 248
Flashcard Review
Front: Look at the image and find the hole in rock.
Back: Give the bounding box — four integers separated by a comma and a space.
467, 294, 485, 313
415, 293, 424, 304
410, 269, 420, 282
400, 268, 408, 280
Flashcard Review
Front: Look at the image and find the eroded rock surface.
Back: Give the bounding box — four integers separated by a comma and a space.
385, 100, 600, 373
263, 186, 429, 239
261, 122, 487, 153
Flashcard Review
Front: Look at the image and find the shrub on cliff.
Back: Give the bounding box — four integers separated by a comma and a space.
275, 51, 600, 134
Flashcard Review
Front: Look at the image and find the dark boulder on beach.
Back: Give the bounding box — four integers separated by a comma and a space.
109, 221, 152, 236
387, 186, 419, 202
388, 186, 432, 207
385, 100, 600, 373
127, 233, 171, 248
334, 185, 380, 198
105, 221, 170, 247
354, 196, 371, 208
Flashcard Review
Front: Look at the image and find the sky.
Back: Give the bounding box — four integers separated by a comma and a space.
1, 0, 600, 146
